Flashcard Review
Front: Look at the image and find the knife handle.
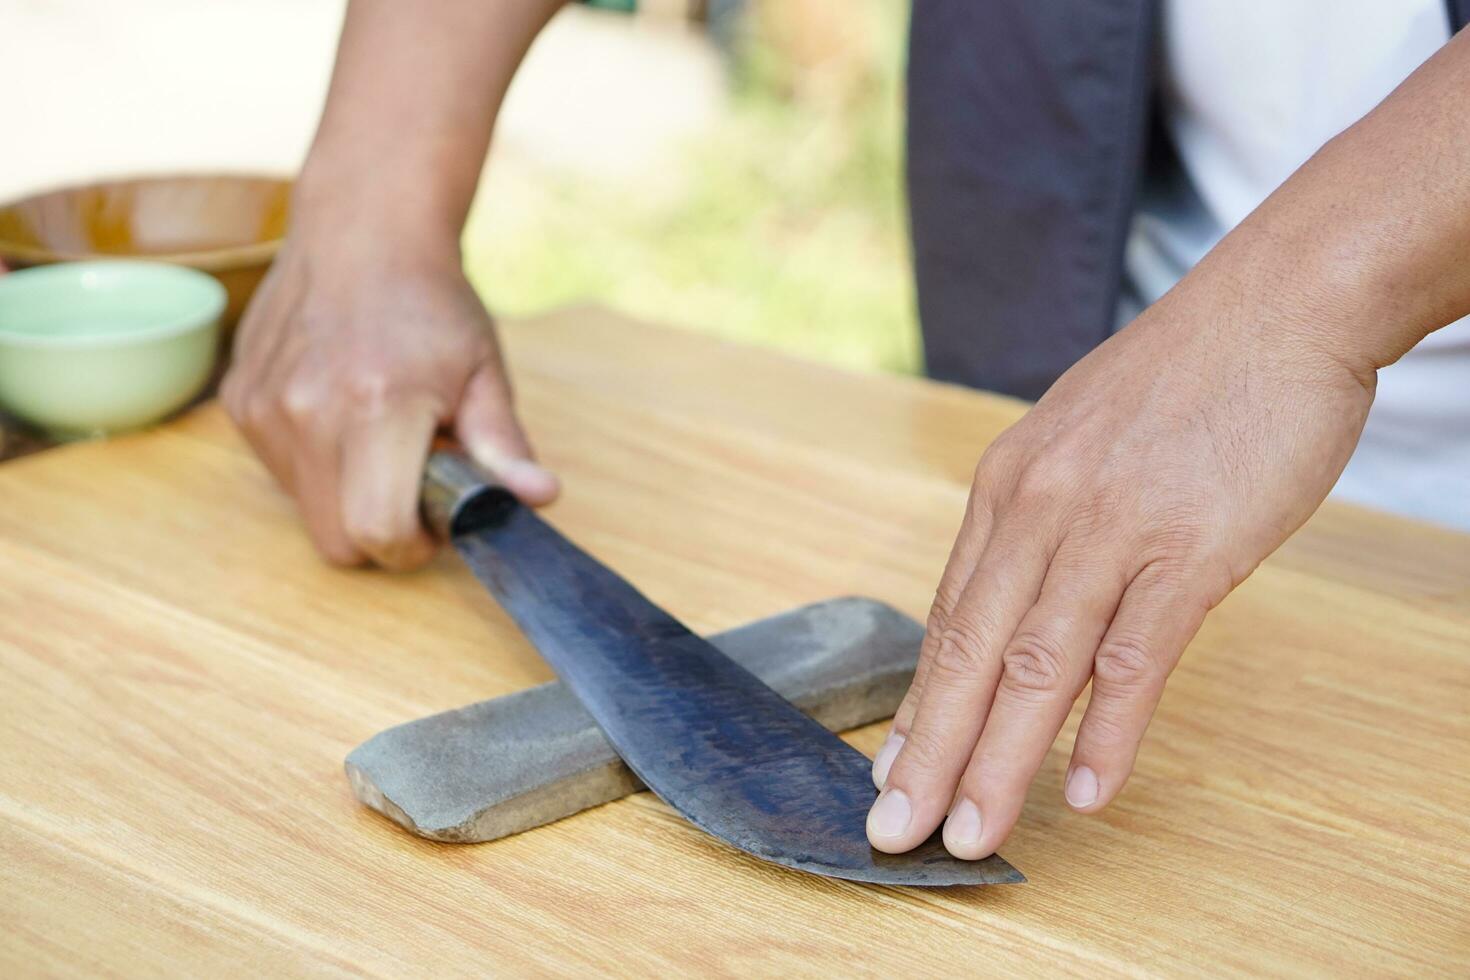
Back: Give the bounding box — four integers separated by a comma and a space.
421, 450, 518, 538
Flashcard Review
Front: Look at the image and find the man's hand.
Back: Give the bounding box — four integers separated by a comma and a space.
869, 24, 1470, 860
867, 282, 1375, 858
222, 239, 557, 570
219, 0, 565, 569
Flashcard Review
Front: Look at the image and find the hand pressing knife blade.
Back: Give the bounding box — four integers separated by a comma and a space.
421, 452, 1023, 887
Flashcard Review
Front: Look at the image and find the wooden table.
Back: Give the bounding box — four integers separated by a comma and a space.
2, 308, 1467, 976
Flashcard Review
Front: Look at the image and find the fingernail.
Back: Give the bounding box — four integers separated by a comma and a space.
870, 732, 905, 789
494, 458, 560, 501
866, 788, 912, 839
943, 798, 983, 852
497, 457, 551, 482
1065, 766, 1099, 808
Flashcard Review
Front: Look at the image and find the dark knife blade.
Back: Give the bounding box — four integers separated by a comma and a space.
423, 452, 1023, 887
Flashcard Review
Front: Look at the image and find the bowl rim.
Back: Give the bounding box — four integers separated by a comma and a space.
0, 259, 227, 349
0, 171, 289, 271
0, 236, 282, 271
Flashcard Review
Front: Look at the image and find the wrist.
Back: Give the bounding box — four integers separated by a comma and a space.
1151, 233, 1383, 394
1192, 131, 1468, 378
1176, 203, 1417, 388
290, 152, 467, 270
288, 197, 465, 281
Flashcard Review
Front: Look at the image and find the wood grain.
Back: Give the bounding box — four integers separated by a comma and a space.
1, 306, 1467, 976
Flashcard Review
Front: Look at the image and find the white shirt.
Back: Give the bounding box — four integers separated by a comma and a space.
1125, 0, 1470, 531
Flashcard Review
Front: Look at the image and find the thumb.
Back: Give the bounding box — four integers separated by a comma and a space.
454, 361, 560, 506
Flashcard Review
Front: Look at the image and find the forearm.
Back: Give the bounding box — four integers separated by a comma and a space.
294, 0, 565, 254
1173, 28, 1470, 380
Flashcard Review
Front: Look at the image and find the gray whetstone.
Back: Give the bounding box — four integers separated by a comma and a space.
345, 596, 921, 843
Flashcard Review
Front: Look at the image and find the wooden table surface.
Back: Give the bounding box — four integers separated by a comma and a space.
2, 308, 1467, 976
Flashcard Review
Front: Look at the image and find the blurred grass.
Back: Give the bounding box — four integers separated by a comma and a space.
462, 1, 919, 376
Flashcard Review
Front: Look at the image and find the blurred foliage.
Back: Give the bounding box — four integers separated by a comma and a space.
463, 0, 920, 375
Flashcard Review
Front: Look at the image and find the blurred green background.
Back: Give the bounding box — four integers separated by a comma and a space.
1, 0, 917, 377
462, 0, 920, 376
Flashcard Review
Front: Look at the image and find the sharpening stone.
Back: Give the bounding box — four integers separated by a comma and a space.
345, 596, 921, 843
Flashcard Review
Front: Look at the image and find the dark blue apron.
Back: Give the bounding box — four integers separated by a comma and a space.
908, 0, 1470, 399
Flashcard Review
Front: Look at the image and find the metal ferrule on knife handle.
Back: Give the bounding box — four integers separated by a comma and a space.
422, 450, 514, 539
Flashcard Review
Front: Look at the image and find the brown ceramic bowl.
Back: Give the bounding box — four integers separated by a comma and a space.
0, 174, 290, 331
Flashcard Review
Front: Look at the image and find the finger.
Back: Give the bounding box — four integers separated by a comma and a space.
289, 409, 364, 567
232, 391, 298, 496
222, 299, 300, 497
873, 486, 994, 789
230, 264, 299, 374
455, 362, 560, 506
943, 550, 1124, 859
339, 399, 440, 571
867, 517, 1054, 854
1064, 561, 1207, 813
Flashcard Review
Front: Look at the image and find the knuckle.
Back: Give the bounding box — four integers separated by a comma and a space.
242, 395, 275, 433
971, 446, 1013, 496
280, 379, 326, 424
1000, 631, 1070, 694
378, 541, 435, 573
969, 455, 995, 491
895, 726, 948, 777
343, 512, 407, 553
929, 577, 964, 624
344, 369, 393, 410
1010, 462, 1070, 511
922, 607, 949, 652
930, 619, 993, 681
978, 430, 1021, 468
1080, 711, 1130, 749
1093, 636, 1158, 692
318, 540, 366, 567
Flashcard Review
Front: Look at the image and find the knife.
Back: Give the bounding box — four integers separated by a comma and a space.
422, 451, 1023, 887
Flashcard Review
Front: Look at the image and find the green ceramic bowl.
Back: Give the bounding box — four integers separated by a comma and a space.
0, 260, 225, 439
